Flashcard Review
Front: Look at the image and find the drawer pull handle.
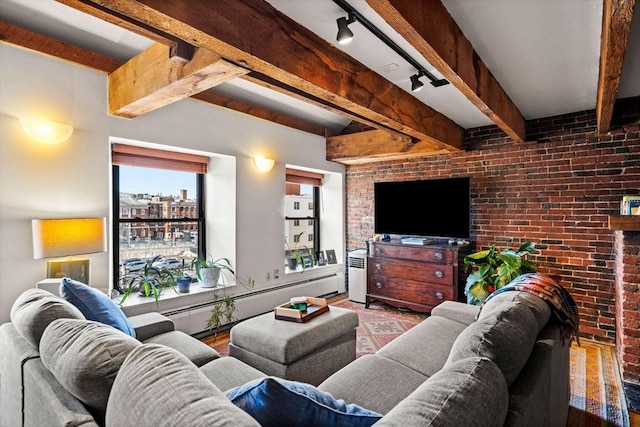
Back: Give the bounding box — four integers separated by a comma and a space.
435, 292, 444, 300
434, 270, 444, 278
434, 252, 443, 260
375, 247, 382, 254
375, 263, 381, 270
376, 282, 383, 289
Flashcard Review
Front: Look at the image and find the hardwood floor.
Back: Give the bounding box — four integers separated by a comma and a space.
631, 410, 640, 426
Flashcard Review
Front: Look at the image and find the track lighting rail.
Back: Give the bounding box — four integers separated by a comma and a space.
332, 0, 448, 89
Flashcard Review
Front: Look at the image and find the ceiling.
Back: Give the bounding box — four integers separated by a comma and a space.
1, 0, 638, 164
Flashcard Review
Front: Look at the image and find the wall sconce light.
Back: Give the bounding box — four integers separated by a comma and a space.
32, 217, 107, 285
20, 118, 74, 144
253, 156, 275, 172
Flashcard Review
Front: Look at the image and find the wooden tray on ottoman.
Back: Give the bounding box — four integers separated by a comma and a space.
274, 297, 329, 323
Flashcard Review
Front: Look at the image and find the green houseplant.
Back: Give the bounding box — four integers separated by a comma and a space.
118, 256, 176, 307
285, 232, 314, 271
205, 274, 255, 341
175, 259, 193, 293
463, 241, 537, 305
192, 256, 235, 288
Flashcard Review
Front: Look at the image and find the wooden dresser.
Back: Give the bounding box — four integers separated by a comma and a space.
366, 240, 470, 313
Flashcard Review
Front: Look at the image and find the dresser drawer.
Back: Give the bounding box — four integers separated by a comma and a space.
368, 275, 453, 307
368, 258, 453, 285
369, 243, 452, 264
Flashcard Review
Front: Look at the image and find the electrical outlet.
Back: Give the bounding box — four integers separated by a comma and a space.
267, 271, 271, 281
274, 269, 279, 279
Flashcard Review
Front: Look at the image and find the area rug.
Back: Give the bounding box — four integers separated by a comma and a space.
205, 297, 629, 426
568, 339, 630, 427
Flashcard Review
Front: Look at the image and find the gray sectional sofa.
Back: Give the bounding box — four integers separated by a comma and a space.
1, 281, 572, 427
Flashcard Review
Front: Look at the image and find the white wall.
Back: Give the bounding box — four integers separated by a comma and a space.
0, 44, 345, 324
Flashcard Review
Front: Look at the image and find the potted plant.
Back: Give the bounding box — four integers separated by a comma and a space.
463, 241, 537, 305
118, 256, 176, 307
175, 259, 192, 294
285, 232, 314, 271
192, 256, 235, 288
206, 274, 255, 341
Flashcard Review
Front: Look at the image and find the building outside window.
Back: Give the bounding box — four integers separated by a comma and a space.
111, 144, 208, 292
284, 168, 323, 272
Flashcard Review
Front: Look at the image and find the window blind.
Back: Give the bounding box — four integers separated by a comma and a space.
112, 143, 209, 173
285, 168, 324, 186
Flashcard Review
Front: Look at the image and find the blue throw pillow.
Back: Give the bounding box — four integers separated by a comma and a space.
226, 376, 381, 427
60, 277, 135, 337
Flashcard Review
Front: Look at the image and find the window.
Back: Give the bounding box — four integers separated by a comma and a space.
285, 168, 323, 272
111, 144, 209, 292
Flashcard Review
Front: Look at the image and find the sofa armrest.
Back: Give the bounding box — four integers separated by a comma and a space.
128, 312, 175, 341
430, 300, 479, 325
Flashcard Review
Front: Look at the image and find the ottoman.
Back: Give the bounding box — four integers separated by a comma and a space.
228, 306, 359, 385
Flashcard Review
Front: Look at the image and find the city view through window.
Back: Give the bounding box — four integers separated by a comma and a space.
117, 165, 200, 280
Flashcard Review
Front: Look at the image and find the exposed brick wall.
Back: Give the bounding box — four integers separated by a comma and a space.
345, 96, 640, 343
615, 231, 640, 383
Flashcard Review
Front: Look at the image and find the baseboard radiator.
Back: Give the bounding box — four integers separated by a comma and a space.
161, 273, 342, 335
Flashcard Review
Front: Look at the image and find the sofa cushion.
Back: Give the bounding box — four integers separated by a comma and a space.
10, 288, 85, 349
375, 357, 509, 427
445, 294, 540, 385
200, 356, 268, 392
226, 376, 382, 427
144, 330, 219, 367
39, 318, 140, 419
318, 354, 428, 415
376, 315, 468, 377
106, 344, 259, 427
60, 277, 135, 337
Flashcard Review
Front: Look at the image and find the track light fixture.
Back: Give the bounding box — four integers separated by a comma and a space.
336, 13, 356, 45
410, 73, 425, 92
332, 0, 449, 91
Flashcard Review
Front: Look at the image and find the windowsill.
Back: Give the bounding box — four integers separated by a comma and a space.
284, 263, 340, 275
117, 263, 344, 317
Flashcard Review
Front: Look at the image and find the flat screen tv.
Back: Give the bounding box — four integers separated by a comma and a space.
374, 177, 470, 239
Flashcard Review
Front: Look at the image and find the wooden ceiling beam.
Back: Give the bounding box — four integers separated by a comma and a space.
367, 0, 526, 144
0, 21, 121, 72
108, 42, 248, 118
326, 129, 449, 164
191, 91, 327, 136
596, 0, 636, 133
60, 0, 464, 152
0, 22, 324, 135
242, 72, 386, 136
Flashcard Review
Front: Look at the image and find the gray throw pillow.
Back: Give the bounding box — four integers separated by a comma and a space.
106, 344, 259, 427
10, 288, 85, 349
40, 318, 141, 418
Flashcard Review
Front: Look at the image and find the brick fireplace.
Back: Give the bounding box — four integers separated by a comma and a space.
612, 219, 640, 410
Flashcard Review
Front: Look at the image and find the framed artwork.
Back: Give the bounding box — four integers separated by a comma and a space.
317, 251, 326, 266
326, 249, 337, 264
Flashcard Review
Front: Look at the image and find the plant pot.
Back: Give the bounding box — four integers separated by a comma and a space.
286, 257, 298, 270
177, 277, 191, 293
199, 267, 221, 288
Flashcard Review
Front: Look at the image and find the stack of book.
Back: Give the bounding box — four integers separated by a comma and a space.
621, 196, 640, 215
400, 237, 433, 245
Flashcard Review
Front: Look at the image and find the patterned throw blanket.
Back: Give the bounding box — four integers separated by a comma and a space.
481, 273, 580, 345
